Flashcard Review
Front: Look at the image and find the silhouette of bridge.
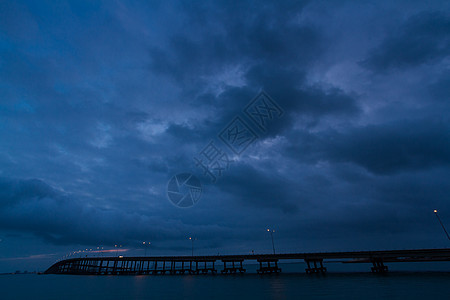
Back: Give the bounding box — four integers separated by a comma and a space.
44, 248, 450, 275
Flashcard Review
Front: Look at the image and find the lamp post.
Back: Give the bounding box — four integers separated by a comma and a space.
434, 210, 450, 240
115, 244, 122, 256
143, 241, 150, 256
267, 229, 276, 254
189, 237, 196, 256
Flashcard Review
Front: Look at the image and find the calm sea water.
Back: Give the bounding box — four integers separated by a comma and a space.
1, 263, 449, 299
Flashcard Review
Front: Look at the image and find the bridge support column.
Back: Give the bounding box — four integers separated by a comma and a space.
132, 260, 138, 274
170, 260, 175, 274
305, 259, 327, 274
371, 258, 388, 273
162, 261, 168, 274
97, 260, 103, 275
151, 261, 157, 274
112, 260, 118, 274
168, 260, 190, 274
145, 260, 150, 274
257, 259, 281, 274
221, 260, 246, 274
82, 259, 88, 273
193, 260, 217, 274
189, 261, 194, 274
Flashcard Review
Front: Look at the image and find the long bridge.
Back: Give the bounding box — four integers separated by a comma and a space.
44, 248, 450, 275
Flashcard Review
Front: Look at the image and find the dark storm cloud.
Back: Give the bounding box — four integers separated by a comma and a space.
429, 71, 450, 103
0, 176, 220, 246
218, 163, 299, 214
363, 11, 450, 71
284, 119, 450, 175
245, 64, 360, 116
1, 0, 450, 266
335, 120, 450, 175
0, 178, 57, 206
147, 0, 361, 148
149, 0, 317, 83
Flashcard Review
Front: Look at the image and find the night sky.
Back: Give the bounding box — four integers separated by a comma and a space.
1, 0, 450, 272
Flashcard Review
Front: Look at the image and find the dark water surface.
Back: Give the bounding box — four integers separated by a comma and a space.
1, 271, 449, 300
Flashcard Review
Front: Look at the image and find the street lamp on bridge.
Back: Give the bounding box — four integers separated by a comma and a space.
267, 228, 276, 254
115, 244, 122, 256
189, 237, 196, 256
142, 241, 151, 256
434, 209, 450, 241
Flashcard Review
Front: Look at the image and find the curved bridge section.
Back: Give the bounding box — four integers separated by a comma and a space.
45, 248, 450, 275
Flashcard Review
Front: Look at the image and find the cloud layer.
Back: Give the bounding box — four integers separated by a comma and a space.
1, 0, 450, 269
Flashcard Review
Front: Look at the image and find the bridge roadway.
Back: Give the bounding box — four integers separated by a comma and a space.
44, 248, 450, 275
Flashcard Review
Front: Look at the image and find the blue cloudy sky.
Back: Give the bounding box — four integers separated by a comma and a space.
1, 0, 450, 272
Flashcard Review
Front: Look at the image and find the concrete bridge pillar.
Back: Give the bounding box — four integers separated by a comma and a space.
221, 259, 246, 274
371, 258, 388, 273
304, 258, 327, 274
257, 259, 281, 274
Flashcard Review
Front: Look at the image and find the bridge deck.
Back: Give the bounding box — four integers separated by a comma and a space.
44, 248, 450, 275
